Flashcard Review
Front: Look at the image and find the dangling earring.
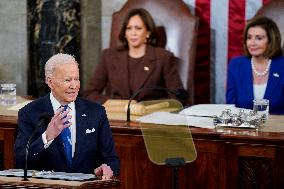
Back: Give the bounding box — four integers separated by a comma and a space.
145, 34, 150, 43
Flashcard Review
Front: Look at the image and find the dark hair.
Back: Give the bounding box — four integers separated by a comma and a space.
118, 8, 157, 48
243, 16, 283, 58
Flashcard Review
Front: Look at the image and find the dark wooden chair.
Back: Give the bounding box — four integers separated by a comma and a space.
253, 0, 284, 48
109, 0, 199, 105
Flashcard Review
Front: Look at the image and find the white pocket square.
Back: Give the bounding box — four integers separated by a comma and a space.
82, 114, 87, 117
273, 73, 279, 77
86, 128, 96, 134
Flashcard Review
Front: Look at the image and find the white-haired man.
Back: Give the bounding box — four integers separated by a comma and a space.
15, 53, 119, 179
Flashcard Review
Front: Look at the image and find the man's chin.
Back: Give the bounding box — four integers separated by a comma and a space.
66, 95, 78, 102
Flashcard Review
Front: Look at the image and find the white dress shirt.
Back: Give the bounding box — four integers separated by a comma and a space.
42, 93, 77, 157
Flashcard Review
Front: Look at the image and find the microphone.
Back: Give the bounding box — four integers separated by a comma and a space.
23, 112, 51, 181
126, 86, 188, 122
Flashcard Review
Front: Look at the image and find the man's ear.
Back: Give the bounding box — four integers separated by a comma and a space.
46, 77, 53, 89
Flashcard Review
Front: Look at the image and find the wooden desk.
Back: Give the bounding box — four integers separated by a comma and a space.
0, 97, 32, 169
0, 110, 283, 188
110, 119, 284, 189
0, 175, 120, 188
0, 115, 17, 169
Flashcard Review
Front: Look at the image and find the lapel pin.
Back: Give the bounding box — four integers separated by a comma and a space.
144, 66, 149, 71
82, 114, 86, 117
273, 73, 279, 77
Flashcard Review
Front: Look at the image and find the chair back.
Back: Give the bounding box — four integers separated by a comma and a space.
253, 0, 284, 48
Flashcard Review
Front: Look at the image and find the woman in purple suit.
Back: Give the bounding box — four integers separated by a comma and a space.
226, 17, 284, 114
83, 8, 184, 104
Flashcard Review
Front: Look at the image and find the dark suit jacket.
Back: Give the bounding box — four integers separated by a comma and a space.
83, 45, 184, 104
226, 56, 284, 114
14, 94, 120, 175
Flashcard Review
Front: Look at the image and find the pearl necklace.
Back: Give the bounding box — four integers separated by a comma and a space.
251, 58, 271, 77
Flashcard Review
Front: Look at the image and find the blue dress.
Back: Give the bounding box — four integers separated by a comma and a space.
226, 56, 284, 114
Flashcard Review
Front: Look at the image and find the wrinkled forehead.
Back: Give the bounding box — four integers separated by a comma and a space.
53, 62, 79, 77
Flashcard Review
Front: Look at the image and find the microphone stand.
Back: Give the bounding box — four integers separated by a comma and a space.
126, 86, 187, 122
165, 157, 186, 189
22, 113, 51, 181
126, 87, 148, 122
23, 128, 39, 181
23, 151, 28, 180
23, 137, 33, 181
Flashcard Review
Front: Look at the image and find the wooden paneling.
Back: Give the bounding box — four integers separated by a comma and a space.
0, 116, 284, 188
0, 115, 17, 170
110, 120, 284, 189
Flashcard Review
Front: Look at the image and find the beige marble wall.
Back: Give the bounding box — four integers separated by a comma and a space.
80, 0, 125, 90
81, 0, 102, 90
0, 0, 125, 94
0, 0, 27, 95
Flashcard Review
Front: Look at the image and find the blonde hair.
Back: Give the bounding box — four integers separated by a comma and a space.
45, 53, 78, 83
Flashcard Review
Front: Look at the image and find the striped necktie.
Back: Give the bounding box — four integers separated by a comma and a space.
60, 105, 72, 168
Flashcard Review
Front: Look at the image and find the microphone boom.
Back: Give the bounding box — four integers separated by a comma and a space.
23, 112, 51, 181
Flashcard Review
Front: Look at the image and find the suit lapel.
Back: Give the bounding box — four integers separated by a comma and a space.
114, 50, 130, 97
72, 98, 88, 167
245, 58, 254, 100
132, 45, 156, 92
39, 95, 56, 132
264, 59, 281, 99
40, 94, 55, 117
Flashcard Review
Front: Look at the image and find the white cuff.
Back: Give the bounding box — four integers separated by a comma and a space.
42, 132, 54, 149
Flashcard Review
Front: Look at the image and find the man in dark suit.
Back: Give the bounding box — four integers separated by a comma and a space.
14, 53, 119, 179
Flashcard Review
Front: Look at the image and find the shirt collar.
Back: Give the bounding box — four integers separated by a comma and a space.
50, 92, 75, 112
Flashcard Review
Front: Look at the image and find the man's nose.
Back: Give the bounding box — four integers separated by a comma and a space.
70, 80, 78, 88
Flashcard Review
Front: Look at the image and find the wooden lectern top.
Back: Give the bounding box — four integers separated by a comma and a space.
0, 176, 120, 188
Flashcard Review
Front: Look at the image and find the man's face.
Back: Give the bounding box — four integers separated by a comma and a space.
47, 63, 80, 104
